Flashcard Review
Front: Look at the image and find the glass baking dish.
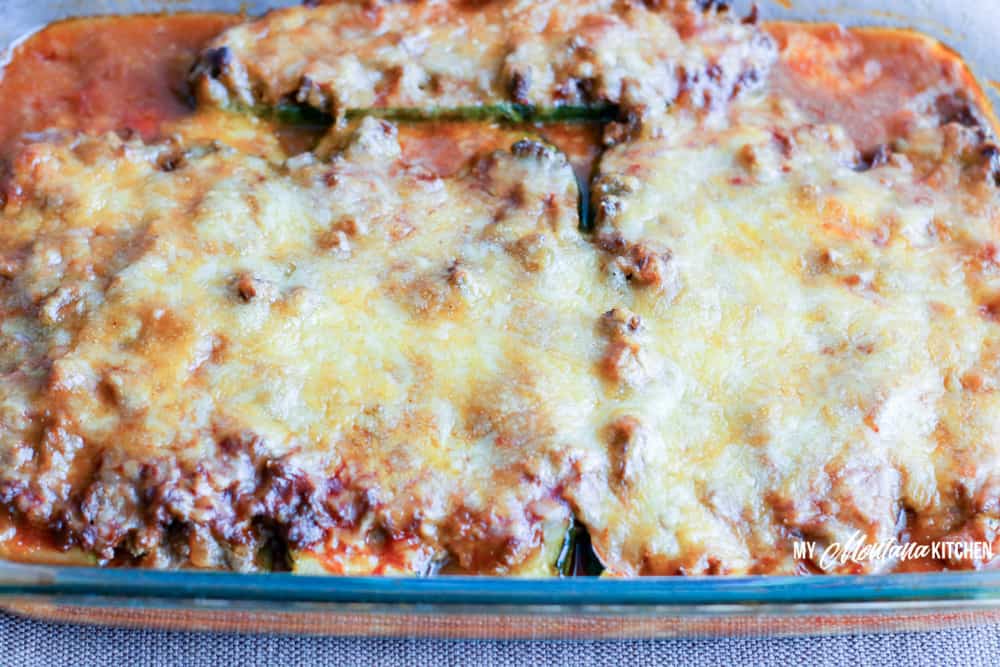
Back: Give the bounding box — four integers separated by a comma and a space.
2, 0, 1000, 639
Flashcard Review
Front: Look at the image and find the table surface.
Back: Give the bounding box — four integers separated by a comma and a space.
1, 612, 997, 666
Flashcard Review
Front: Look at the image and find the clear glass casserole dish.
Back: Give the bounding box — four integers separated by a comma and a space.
1, 0, 1000, 638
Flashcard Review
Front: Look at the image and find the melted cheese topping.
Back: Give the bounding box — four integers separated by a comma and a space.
584, 96, 1000, 574
191, 0, 775, 115
3, 7, 1000, 577
0, 119, 617, 573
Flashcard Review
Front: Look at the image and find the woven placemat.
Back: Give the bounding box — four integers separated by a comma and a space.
1, 611, 998, 666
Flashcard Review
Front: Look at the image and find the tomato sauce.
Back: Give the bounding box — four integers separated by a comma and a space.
0, 14, 239, 159
767, 22, 997, 150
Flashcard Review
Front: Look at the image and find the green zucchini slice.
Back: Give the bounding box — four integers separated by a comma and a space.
237, 101, 615, 127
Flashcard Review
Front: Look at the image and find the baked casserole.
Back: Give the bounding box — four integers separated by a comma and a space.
0, 0, 998, 577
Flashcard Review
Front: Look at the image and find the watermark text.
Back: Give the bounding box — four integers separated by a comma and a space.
792, 531, 993, 570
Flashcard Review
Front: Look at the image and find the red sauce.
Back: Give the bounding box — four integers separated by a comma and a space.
0, 14, 239, 159
0, 512, 71, 564
538, 122, 604, 184
767, 23, 997, 150
398, 121, 517, 177
396, 120, 602, 181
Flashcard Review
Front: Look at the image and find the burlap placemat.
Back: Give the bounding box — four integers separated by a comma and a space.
0, 611, 997, 665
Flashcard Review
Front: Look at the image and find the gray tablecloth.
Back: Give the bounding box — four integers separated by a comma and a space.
0, 612, 997, 666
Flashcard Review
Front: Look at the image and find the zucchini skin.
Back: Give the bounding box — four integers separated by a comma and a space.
240, 102, 616, 126
577, 171, 593, 233
289, 516, 577, 576
572, 522, 606, 576
555, 522, 577, 576
509, 516, 578, 577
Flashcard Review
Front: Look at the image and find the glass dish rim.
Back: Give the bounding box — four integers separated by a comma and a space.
2, 0, 1000, 616
1, 564, 1000, 607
